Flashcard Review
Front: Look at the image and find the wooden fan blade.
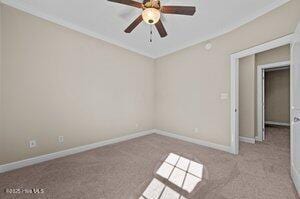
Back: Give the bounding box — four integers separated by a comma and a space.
161, 6, 196, 16
155, 20, 167, 38
107, 0, 143, 9
125, 15, 143, 33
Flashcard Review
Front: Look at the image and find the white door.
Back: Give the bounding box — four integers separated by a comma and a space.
291, 22, 300, 195
257, 66, 266, 142
262, 70, 266, 141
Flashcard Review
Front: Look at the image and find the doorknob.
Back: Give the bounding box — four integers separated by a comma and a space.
294, 117, 300, 123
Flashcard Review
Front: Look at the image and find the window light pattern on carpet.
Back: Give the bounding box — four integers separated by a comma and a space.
140, 178, 187, 199
156, 153, 203, 193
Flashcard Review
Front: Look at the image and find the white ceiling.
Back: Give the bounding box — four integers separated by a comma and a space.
1, 0, 290, 58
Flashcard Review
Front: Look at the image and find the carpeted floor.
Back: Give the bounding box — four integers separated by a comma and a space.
0, 127, 298, 199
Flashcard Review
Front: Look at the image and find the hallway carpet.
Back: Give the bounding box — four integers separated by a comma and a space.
0, 127, 298, 199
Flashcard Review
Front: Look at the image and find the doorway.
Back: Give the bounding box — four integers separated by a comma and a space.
257, 61, 290, 142
230, 34, 293, 155
237, 45, 290, 146
231, 22, 300, 195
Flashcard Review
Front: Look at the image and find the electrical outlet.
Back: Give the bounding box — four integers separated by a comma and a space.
135, 123, 139, 129
194, 128, 199, 133
29, 140, 37, 148
58, 136, 64, 143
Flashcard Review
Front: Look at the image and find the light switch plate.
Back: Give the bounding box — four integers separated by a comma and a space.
220, 93, 229, 100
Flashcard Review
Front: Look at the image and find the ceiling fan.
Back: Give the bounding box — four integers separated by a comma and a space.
107, 0, 196, 38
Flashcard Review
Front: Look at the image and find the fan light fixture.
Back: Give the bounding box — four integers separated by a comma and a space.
142, 8, 161, 24
107, 0, 196, 38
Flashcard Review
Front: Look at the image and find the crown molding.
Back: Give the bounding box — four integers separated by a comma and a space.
0, 0, 291, 59
155, 0, 291, 58
0, 0, 156, 59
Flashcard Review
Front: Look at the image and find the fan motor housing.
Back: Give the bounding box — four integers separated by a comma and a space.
144, 0, 161, 9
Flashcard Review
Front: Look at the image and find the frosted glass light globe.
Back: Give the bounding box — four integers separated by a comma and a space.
142, 8, 161, 24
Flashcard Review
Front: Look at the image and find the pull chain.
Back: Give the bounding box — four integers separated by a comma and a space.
150, 25, 153, 43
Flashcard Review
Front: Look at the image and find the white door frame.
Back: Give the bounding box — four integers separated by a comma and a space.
230, 34, 293, 155
257, 61, 290, 142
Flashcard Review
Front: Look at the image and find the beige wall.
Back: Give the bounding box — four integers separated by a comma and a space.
0, 5, 155, 164
239, 55, 255, 138
0, 4, 4, 164
265, 69, 290, 124
155, 0, 300, 146
256, 45, 290, 66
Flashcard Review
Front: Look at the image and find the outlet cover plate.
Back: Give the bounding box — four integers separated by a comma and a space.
29, 140, 37, 148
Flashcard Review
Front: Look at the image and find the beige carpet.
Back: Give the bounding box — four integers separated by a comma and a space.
0, 127, 299, 199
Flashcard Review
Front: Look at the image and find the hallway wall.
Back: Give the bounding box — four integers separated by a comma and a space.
239, 55, 256, 138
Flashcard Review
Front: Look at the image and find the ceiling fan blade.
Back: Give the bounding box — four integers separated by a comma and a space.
125, 15, 143, 33
107, 0, 143, 9
161, 6, 196, 16
155, 20, 167, 38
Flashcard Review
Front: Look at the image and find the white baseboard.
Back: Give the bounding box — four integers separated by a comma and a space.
239, 136, 256, 144
255, 136, 262, 142
0, 129, 237, 173
292, 163, 300, 196
265, 121, 290, 127
0, 129, 154, 173
154, 129, 231, 153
